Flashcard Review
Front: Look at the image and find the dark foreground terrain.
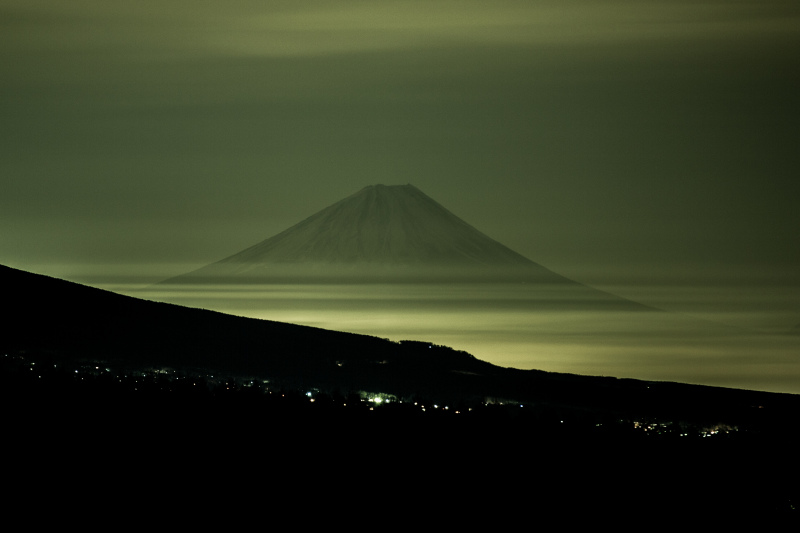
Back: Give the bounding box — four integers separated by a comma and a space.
3, 263, 800, 517
4, 351, 799, 518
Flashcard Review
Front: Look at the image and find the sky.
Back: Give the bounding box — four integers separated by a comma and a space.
2, 1, 799, 321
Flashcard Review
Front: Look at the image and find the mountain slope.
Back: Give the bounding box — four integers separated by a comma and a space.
4, 263, 796, 412
0, 263, 497, 396
165, 184, 571, 283
232, 184, 535, 266
6, 264, 798, 515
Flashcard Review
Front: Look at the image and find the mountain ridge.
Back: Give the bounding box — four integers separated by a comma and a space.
6, 262, 798, 515
163, 184, 588, 285
226, 184, 535, 265
3, 262, 798, 413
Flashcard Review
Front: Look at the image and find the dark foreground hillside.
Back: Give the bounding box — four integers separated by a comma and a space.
4, 264, 800, 428
4, 350, 799, 517
3, 263, 800, 516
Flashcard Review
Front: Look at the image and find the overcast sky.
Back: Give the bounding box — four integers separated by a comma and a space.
2, 0, 799, 289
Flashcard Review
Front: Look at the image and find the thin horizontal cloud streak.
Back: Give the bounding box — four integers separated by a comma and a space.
217, 1, 800, 57
4, 1, 798, 60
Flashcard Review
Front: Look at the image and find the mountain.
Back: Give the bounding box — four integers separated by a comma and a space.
3, 262, 796, 413
6, 263, 798, 515
164, 184, 574, 283
0, 263, 492, 396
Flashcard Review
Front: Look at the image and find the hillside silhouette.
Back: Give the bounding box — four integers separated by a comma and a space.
5, 263, 800, 515
4, 263, 797, 425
